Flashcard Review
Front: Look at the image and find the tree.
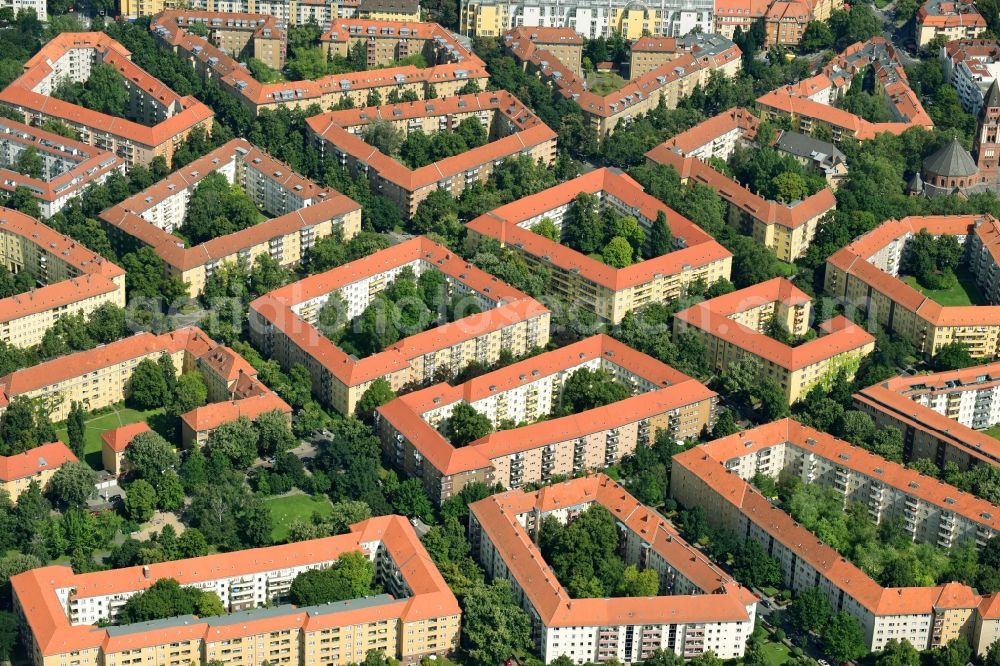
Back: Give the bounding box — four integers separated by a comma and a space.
446, 403, 493, 446
364, 120, 404, 156
127, 358, 170, 409
559, 368, 630, 414
47, 462, 96, 509
801, 21, 834, 51
255, 410, 294, 458
602, 235, 634, 268
205, 417, 258, 469
125, 479, 157, 522
788, 587, 832, 633
875, 639, 921, 666
755, 377, 789, 420
460, 578, 533, 666
772, 171, 808, 202
86, 303, 126, 343
648, 210, 672, 258
390, 478, 435, 523
169, 372, 208, 417
563, 193, 605, 255
123, 431, 178, 482
934, 341, 976, 371
711, 408, 739, 438
356, 379, 396, 423
824, 612, 867, 663
156, 471, 185, 511
732, 539, 782, 588
178, 527, 210, 558
288, 551, 375, 606
66, 401, 86, 459
617, 564, 659, 596
532, 217, 559, 241
119, 578, 226, 623
13, 146, 42, 178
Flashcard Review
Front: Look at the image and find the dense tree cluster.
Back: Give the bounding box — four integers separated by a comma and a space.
119, 578, 226, 623
560, 193, 654, 267
365, 117, 489, 169
321, 267, 480, 357
729, 143, 825, 203
178, 172, 262, 245
904, 229, 964, 291
539, 505, 658, 598
51, 63, 131, 121
288, 551, 376, 606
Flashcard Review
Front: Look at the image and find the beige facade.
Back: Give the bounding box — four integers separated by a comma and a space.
825, 215, 1000, 359
0, 442, 77, 502
674, 279, 876, 403
465, 168, 732, 324
12, 517, 460, 666
0, 208, 125, 349
308, 92, 557, 218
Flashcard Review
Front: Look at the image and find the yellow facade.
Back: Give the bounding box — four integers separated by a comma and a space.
0, 466, 59, 502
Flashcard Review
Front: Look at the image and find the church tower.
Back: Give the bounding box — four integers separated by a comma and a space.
976, 80, 1000, 184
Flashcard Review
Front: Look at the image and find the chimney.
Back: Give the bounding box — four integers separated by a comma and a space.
143, 565, 150, 578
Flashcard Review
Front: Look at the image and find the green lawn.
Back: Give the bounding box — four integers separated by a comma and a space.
982, 424, 1000, 441
586, 71, 627, 95
55, 405, 164, 470
760, 641, 791, 666
775, 260, 797, 277
266, 493, 334, 542
902, 267, 988, 307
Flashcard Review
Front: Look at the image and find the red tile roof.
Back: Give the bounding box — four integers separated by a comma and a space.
674, 419, 984, 616
0, 33, 213, 151
465, 168, 731, 292
646, 140, 837, 231
100, 423, 151, 454
826, 215, 1000, 327
305, 91, 556, 194
378, 334, 716, 476
0, 441, 76, 482
674, 277, 875, 371
469, 474, 756, 628
152, 13, 488, 110
249, 236, 547, 387
100, 139, 360, 273
11, 516, 458, 658
181, 392, 291, 433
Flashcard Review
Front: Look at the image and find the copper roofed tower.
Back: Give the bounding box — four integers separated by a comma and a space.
922, 137, 981, 196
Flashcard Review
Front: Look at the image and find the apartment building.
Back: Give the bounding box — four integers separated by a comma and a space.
249, 236, 550, 415
854, 362, 1000, 471
0, 441, 76, 502
100, 422, 150, 477
773, 130, 849, 188
2, 0, 44, 19
180, 391, 291, 447
504, 28, 742, 136
0, 207, 125, 350
123, 0, 339, 24
0, 117, 125, 217
356, 0, 421, 21
671, 419, 1000, 654
468, 475, 758, 664
153, 14, 489, 115
645, 110, 836, 262
307, 92, 557, 218
673, 278, 876, 403
169, 12, 287, 70
11, 516, 461, 666
943, 39, 1000, 114
509, 26, 584, 74
100, 139, 360, 297
918, 0, 988, 46
377, 335, 717, 503
0, 327, 288, 441
825, 215, 1000, 358
714, 0, 842, 47
0, 33, 213, 169
464, 168, 732, 324
459, 0, 714, 38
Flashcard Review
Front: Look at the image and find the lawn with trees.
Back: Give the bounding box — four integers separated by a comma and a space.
364, 117, 490, 169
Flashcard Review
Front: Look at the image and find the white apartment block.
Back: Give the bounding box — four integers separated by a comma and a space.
672, 419, 1000, 654
469, 476, 757, 664
943, 40, 1000, 114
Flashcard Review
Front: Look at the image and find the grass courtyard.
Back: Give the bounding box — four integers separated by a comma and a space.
982, 424, 1000, 442
55, 405, 164, 469
586, 71, 627, 95
265, 492, 334, 542
902, 266, 989, 307
760, 640, 792, 666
